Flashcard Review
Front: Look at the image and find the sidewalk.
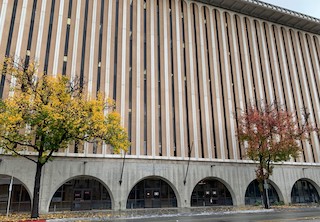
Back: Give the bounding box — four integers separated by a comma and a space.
1, 204, 319, 222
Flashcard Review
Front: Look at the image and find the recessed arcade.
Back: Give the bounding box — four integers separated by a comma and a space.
49, 176, 112, 212
291, 179, 320, 204
126, 177, 178, 209
0, 174, 31, 213
245, 179, 282, 205
191, 178, 233, 207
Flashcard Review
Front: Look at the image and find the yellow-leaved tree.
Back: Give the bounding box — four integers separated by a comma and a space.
0, 58, 130, 218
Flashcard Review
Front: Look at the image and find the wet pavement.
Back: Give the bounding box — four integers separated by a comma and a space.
115, 208, 320, 222
47, 207, 320, 222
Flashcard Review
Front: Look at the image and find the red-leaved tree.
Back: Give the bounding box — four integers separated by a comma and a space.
236, 101, 315, 208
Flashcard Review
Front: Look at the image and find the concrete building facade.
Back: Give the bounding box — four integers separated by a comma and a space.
0, 0, 320, 213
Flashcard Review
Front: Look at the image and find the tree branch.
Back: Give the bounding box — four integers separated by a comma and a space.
43, 131, 69, 163
75, 135, 90, 141
266, 154, 271, 180
44, 149, 55, 164
4, 144, 37, 163
2, 136, 39, 151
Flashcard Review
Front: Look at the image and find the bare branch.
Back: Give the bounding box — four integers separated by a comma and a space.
1, 136, 39, 151
4, 144, 37, 163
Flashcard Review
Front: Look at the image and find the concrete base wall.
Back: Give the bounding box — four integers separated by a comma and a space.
0, 156, 320, 213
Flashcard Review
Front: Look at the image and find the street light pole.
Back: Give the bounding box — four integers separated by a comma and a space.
264, 179, 270, 208
6, 176, 13, 217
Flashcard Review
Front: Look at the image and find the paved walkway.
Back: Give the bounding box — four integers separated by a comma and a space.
1, 205, 319, 222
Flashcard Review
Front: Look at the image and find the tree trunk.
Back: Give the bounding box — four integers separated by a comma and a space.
257, 158, 269, 209
31, 162, 43, 218
262, 185, 269, 209
258, 180, 267, 209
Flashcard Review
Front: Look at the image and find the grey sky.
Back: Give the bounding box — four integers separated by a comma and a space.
262, 0, 320, 19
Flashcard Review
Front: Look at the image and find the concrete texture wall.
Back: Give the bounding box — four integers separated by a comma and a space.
0, 156, 319, 213
1, 0, 320, 163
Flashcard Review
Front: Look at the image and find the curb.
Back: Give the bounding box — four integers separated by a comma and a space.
19, 220, 46, 222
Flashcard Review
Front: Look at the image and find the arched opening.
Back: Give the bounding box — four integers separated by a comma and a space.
191, 178, 233, 206
49, 176, 111, 211
291, 179, 319, 204
126, 177, 177, 209
0, 175, 31, 213
245, 180, 280, 205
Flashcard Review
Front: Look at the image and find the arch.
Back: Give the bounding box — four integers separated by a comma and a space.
234, 13, 241, 22
0, 174, 31, 213
280, 27, 288, 38
291, 178, 320, 204
191, 177, 234, 207
272, 24, 277, 32
305, 33, 311, 41
202, 4, 210, 16
223, 10, 231, 18
126, 176, 179, 209
245, 179, 283, 206
48, 175, 113, 212
313, 35, 320, 50
311, 35, 320, 63
253, 19, 260, 28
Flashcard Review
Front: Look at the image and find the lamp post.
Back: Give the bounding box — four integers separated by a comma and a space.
6, 176, 13, 217
264, 179, 270, 208
183, 142, 193, 185
119, 151, 126, 185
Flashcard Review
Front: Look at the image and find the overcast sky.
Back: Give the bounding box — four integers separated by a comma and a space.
262, 0, 320, 19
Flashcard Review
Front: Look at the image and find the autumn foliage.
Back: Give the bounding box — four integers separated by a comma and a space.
236, 101, 315, 208
0, 58, 130, 218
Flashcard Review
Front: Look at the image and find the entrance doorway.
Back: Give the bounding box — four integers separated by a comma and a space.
72, 189, 92, 210
144, 188, 161, 208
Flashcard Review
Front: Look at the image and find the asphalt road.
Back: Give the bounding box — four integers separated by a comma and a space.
117, 208, 320, 222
